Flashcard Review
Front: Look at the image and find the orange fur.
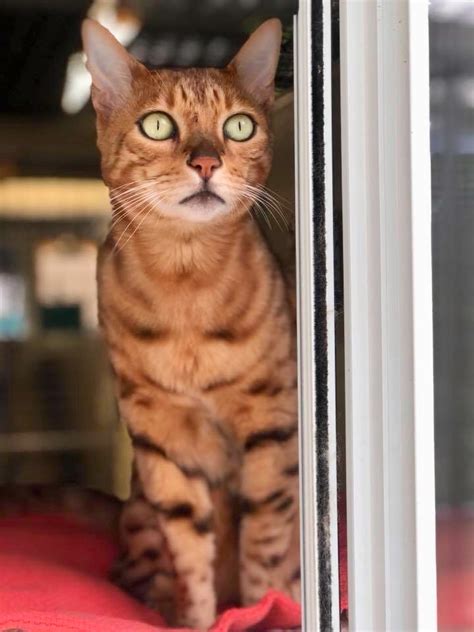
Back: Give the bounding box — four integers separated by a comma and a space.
83, 18, 299, 630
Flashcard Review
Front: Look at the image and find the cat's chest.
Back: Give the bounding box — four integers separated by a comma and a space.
99, 236, 270, 391
108, 281, 243, 388
150, 283, 224, 334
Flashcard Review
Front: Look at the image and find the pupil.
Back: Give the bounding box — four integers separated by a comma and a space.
238, 121, 242, 131
157, 120, 160, 130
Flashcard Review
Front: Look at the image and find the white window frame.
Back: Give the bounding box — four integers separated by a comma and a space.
295, 1, 340, 630
339, 1, 437, 630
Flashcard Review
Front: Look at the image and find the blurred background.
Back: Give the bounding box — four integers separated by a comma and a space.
0, 0, 297, 499
429, 1, 474, 628
431, 0, 474, 510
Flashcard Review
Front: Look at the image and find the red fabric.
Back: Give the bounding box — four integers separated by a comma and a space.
1, 509, 472, 630
337, 503, 474, 630
0, 514, 300, 631
338, 503, 348, 613
436, 509, 474, 630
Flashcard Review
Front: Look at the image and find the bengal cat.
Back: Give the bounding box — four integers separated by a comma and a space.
82, 18, 299, 630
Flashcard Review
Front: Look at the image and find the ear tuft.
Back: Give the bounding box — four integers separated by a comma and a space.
81, 19, 144, 115
229, 19, 282, 107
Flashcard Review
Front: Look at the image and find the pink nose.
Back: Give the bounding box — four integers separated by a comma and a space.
188, 155, 221, 180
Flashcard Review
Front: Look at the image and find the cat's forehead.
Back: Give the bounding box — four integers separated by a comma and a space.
138, 67, 259, 119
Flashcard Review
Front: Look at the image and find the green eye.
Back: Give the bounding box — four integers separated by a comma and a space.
139, 112, 176, 140
223, 113, 255, 142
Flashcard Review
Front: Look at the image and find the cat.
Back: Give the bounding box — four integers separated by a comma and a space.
81, 17, 300, 630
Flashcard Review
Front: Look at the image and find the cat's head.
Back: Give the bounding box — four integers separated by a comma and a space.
82, 18, 282, 224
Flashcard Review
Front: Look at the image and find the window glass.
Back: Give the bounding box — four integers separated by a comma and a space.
430, 2, 474, 629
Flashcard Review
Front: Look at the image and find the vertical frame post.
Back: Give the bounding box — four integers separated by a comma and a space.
294, 2, 319, 626
295, 0, 340, 629
339, 1, 437, 629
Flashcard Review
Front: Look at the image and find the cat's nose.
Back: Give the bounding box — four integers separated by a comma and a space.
188, 154, 221, 181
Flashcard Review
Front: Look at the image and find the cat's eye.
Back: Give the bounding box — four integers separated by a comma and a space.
223, 113, 255, 142
139, 112, 176, 140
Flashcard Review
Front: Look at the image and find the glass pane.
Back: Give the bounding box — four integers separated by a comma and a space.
430, 2, 474, 630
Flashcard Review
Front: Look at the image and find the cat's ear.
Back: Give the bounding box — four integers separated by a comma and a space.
81, 19, 146, 115
229, 19, 282, 108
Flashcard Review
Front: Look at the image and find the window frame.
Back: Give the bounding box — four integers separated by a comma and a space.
338, 0, 437, 629
295, 0, 340, 629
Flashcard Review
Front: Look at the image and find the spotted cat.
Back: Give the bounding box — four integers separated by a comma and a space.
82, 17, 299, 630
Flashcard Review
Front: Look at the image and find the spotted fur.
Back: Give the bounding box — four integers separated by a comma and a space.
82, 17, 299, 630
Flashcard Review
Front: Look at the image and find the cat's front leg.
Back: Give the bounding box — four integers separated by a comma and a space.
134, 448, 216, 630
120, 396, 231, 630
111, 472, 177, 623
231, 385, 301, 606
239, 430, 300, 605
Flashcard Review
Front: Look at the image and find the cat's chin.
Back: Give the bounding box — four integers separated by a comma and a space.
164, 200, 231, 224
180, 191, 225, 206
170, 191, 227, 223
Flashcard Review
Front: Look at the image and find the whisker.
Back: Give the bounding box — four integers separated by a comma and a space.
231, 189, 274, 230
112, 191, 161, 249
241, 184, 290, 220
252, 198, 281, 230
260, 185, 293, 209
109, 192, 155, 229
244, 182, 293, 211
225, 178, 289, 227
230, 191, 258, 224
112, 189, 172, 251
112, 199, 152, 251
228, 184, 287, 231
110, 186, 173, 231
110, 181, 158, 204
117, 202, 158, 252
109, 177, 159, 194
109, 198, 154, 226
240, 185, 289, 230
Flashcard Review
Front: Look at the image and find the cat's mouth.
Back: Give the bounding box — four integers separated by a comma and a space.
179, 189, 225, 206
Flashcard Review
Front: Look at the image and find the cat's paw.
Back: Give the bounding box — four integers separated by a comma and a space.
175, 605, 215, 632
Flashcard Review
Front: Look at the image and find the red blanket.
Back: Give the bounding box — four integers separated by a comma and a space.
0, 515, 301, 631
0, 510, 472, 630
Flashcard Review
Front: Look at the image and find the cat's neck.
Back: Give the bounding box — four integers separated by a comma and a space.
109, 209, 258, 279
